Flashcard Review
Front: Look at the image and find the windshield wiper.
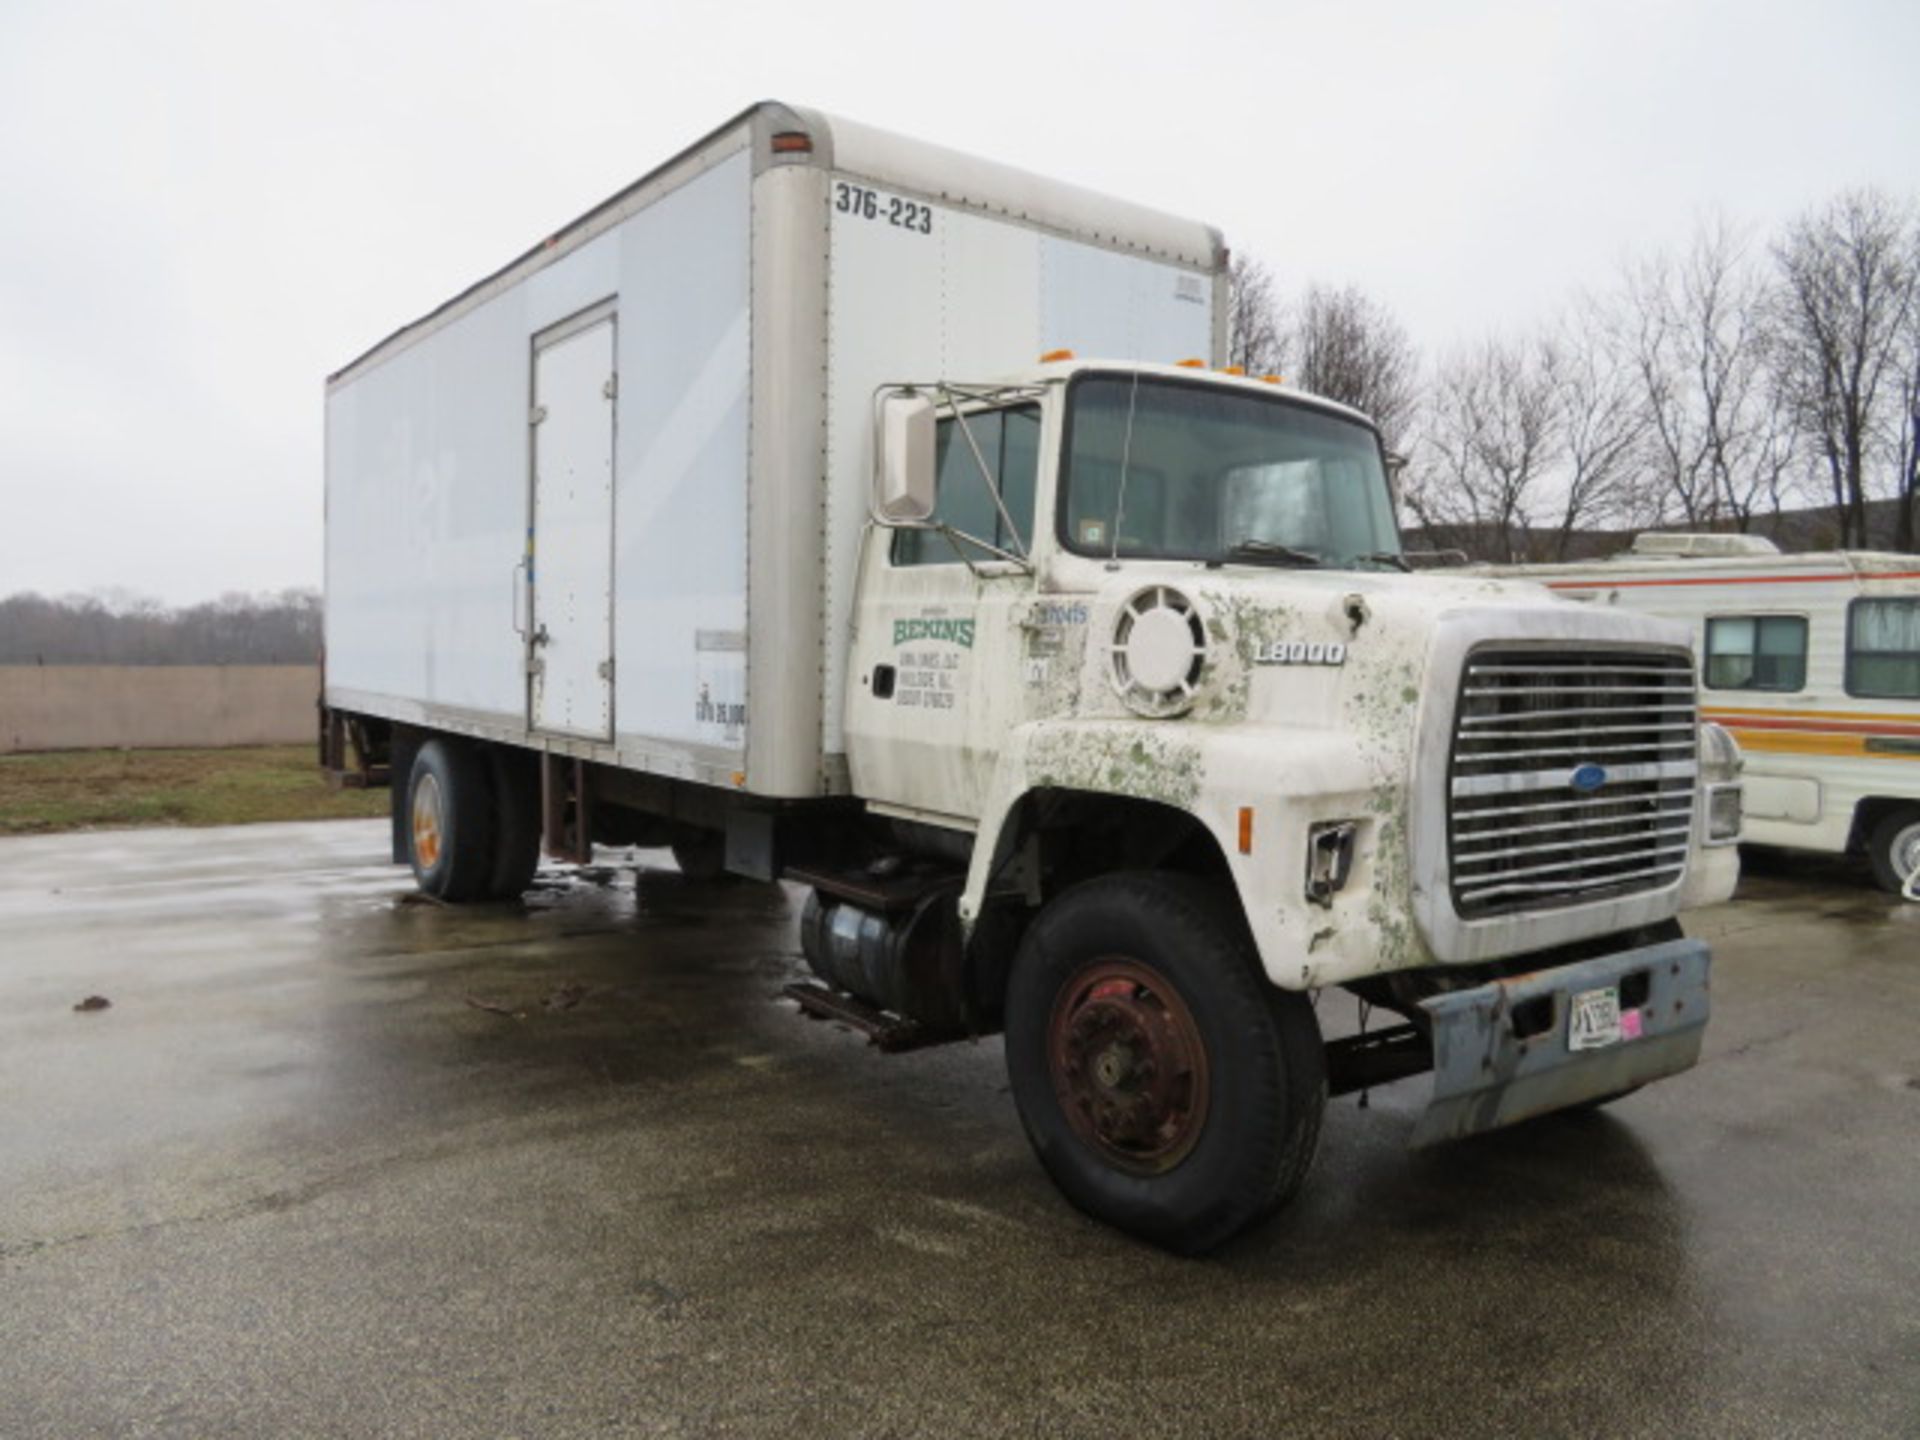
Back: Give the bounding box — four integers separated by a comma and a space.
1354, 551, 1412, 572
1215, 537, 1324, 568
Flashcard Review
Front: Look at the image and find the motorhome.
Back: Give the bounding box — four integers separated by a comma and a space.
1498, 534, 1919, 894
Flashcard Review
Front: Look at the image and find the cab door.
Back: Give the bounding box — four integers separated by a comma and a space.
845, 403, 1042, 823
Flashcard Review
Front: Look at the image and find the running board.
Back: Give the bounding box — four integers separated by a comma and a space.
782, 981, 955, 1053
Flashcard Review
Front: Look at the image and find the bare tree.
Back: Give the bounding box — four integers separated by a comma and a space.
1771, 188, 1918, 547
1406, 336, 1561, 562
1621, 217, 1786, 530
1893, 231, 1920, 552
1541, 303, 1651, 555
1226, 253, 1286, 378
1289, 283, 1420, 449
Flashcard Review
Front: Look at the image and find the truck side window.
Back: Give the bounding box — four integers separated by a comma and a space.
1704, 615, 1807, 692
892, 405, 1041, 566
1846, 598, 1920, 699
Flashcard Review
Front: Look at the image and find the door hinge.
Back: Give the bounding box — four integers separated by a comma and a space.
530, 404, 548, 425
597, 658, 615, 681
526, 656, 546, 676
602, 374, 618, 400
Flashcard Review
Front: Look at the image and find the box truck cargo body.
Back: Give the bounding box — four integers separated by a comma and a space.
325, 104, 1221, 797
323, 104, 1743, 1251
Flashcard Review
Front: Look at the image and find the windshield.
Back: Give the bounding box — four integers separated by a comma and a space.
1058, 374, 1401, 567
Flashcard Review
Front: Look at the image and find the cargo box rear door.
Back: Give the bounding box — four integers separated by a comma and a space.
529, 306, 617, 741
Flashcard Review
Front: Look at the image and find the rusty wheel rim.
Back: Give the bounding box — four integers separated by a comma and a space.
1046, 957, 1210, 1174
411, 772, 444, 871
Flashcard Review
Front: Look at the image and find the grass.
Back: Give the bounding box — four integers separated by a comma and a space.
0, 745, 388, 835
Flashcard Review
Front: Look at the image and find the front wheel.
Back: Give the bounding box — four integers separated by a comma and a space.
1004, 874, 1325, 1254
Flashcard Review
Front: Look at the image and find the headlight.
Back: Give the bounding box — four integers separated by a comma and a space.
1700, 721, 1743, 844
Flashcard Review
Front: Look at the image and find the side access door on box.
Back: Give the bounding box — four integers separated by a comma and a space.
527, 304, 617, 741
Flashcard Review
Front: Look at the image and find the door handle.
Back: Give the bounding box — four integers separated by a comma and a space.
512, 559, 530, 638
531, 624, 551, 648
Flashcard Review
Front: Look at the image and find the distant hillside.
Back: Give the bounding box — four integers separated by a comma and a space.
0, 590, 321, 665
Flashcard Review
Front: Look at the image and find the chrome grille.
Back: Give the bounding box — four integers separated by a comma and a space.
1448, 649, 1696, 917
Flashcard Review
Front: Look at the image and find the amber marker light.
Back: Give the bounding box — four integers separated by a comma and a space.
1176, 358, 1206, 368
1260, 374, 1283, 384
770, 132, 813, 154
1238, 807, 1255, 855
1221, 365, 1245, 376
1039, 348, 1075, 362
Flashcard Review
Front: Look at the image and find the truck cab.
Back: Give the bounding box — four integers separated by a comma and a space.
804, 356, 1744, 1246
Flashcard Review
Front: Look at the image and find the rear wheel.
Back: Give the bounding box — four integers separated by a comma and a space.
1866, 808, 1920, 896
407, 739, 496, 902
1004, 873, 1325, 1254
485, 749, 542, 900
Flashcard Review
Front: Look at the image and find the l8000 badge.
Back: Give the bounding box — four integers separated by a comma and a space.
1253, 641, 1347, 666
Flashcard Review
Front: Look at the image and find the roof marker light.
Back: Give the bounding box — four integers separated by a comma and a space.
1221, 365, 1245, 376
1176, 358, 1206, 369
770, 132, 813, 154
1261, 374, 1284, 385
1039, 348, 1075, 363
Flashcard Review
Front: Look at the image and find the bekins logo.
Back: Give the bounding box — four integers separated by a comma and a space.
1569, 762, 1609, 794
894, 617, 976, 649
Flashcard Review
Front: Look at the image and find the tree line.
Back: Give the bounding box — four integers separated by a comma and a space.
0, 589, 322, 665
1230, 186, 1920, 561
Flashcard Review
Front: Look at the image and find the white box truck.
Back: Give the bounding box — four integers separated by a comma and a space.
323, 103, 1743, 1251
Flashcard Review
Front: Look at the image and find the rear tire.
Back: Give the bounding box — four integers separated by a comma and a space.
1866, 808, 1920, 896
1004, 873, 1325, 1255
486, 749, 542, 900
406, 739, 496, 903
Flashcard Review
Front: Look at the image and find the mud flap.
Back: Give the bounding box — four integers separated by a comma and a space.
1410, 938, 1710, 1148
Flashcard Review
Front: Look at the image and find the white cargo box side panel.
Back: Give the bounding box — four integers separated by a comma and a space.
325, 278, 555, 721
325, 146, 751, 776
611, 149, 751, 760
820, 189, 1215, 755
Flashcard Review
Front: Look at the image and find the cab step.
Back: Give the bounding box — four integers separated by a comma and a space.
782, 981, 952, 1053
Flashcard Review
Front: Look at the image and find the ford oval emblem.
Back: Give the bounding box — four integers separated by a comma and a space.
1570, 762, 1608, 794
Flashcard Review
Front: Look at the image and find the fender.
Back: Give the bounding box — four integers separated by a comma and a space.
960, 718, 1431, 991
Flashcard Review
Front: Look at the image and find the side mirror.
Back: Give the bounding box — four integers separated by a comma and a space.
876, 392, 936, 523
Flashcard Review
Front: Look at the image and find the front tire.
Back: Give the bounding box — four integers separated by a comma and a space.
406, 739, 496, 902
1004, 874, 1325, 1254
1867, 808, 1920, 896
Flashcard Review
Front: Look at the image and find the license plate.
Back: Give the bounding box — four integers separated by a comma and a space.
1568, 986, 1623, 1050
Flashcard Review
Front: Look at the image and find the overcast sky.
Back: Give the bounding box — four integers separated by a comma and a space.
2, 0, 1914, 603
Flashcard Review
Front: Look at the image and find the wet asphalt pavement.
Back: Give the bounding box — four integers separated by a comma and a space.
1, 822, 1916, 1439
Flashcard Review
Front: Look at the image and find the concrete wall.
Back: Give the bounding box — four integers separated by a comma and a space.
0, 666, 319, 754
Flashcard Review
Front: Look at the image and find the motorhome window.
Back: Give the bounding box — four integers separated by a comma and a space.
1058, 375, 1399, 566
1846, 598, 1920, 699
892, 405, 1040, 566
1704, 615, 1808, 692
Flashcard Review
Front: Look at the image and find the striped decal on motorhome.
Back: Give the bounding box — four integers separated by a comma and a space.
1702, 706, 1920, 760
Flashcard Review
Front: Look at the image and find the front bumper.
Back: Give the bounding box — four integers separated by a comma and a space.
1410, 938, 1710, 1148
